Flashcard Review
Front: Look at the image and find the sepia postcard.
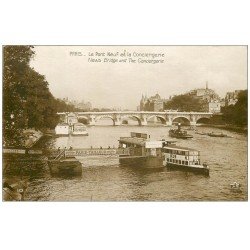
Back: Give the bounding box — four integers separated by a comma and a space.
2, 45, 248, 201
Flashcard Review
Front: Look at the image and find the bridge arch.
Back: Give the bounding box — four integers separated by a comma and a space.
121, 115, 142, 126
147, 115, 166, 124
95, 115, 115, 126
172, 116, 191, 125
77, 116, 89, 125
196, 117, 211, 124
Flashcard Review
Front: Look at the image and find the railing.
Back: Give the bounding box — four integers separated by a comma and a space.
3, 147, 130, 157
53, 149, 66, 161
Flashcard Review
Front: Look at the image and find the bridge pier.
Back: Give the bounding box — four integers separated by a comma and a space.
166, 121, 173, 126
141, 116, 147, 126
190, 121, 196, 126
114, 120, 121, 126
89, 116, 96, 126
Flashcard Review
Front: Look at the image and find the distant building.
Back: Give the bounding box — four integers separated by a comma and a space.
208, 101, 221, 113
62, 97, 92, 111
225, 90, 242, 106
220, 99, 226, 107
188, 82, 221, 113
188, 82, 220, 102
140, 93, 167, 112
76, 100, 92, 111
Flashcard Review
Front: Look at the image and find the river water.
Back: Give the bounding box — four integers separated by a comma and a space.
3, 123, 248, 201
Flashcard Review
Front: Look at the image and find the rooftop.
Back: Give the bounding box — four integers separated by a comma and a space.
56, 123, 69, 126
73, 122, 86, 126
119, 137, 176, 147
119, 137, 146, 146
163, 145, 199, 152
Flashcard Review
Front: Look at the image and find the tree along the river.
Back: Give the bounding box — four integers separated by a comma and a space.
3, 46, 75, 147
164, 94, 203, 112
222, 90, 247, 126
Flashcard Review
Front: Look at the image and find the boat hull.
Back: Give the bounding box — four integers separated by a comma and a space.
207, 134, 226, 137
169, 131, 193, 139
169, 134, 193, 139
119, 155, 164, 169
165, 162, 209, 176
71, 132, 88, 136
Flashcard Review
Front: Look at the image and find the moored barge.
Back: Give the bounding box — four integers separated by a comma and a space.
118, 132, 174, 169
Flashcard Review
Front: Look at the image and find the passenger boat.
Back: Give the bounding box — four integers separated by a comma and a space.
118, 132, 174, 169
71, 122, 88, 136
169, 123, 193, 139
162, 145, 209, 175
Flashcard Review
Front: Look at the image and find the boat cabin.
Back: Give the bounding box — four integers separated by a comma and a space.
73, 123, 87, 132
163, 145, 201, 166
55, 123, 70, 135
119, 132, 164, 157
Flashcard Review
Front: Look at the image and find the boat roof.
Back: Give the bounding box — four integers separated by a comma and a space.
73, 122, 86, 126
163, 145, 199, 152
119, 137, 146, 146
56, 123, 69, 126
119, 137, 175, 147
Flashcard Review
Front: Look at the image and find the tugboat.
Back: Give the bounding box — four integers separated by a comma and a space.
162, 144, 209, 176
169, 123, 193, 139
118, 132, 174, 169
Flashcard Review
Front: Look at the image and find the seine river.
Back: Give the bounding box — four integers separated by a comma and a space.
3, 122, 248, 201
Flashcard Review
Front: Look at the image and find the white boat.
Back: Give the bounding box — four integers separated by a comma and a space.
162, 145, 209, 175
55, 123, 70, 136
71, 122, 88, 136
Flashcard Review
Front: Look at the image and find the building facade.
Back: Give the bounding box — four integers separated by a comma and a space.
188, 83, 220, 103
208, 101, 221, 113
225, 90, 242, 106
140, 93, 167, 112
188, 83, 221, 113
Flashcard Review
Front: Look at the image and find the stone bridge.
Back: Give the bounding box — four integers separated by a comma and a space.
57, 111, 213, 126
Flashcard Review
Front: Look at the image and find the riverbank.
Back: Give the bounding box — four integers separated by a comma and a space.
199, 124, 247, 134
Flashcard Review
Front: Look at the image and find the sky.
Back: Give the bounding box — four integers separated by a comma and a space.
30, 46, 247, 110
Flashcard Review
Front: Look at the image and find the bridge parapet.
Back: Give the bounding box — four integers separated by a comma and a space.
57, 111, 213, 126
